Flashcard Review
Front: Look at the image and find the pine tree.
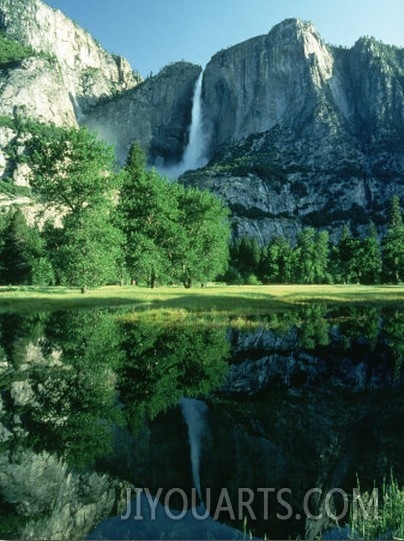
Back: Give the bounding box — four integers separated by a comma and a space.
334, 226, 361, 284
0, 208, 32, 285
382, 196, 404, 284
293, 227, 317, 283
359, 222, 382, 284
236, 236, 261, 280
313, 230, 330, 283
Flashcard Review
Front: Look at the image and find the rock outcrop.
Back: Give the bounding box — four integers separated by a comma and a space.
0, 0, 139, 118
84, 62, 202, 164
0, 0, 140, 210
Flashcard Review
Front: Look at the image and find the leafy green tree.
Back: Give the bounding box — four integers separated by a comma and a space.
117, 143, 230, 288
26, 125, 124, 289
259, 236, 293, 283
48, 210, 123, 288
174, 185, 230, 287
382, 196, 404, 284
27, 125, 122, 213
117, 146, 182, 287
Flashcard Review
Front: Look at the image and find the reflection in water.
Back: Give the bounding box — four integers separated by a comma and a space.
0, 305, 402, 539
181, 398, 208, 503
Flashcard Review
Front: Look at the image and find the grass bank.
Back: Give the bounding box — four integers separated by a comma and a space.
0, 284, 403, 315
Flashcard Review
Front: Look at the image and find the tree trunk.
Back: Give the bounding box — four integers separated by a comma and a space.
81, 286, 87, 294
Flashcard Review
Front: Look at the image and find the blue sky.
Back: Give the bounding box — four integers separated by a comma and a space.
44, 0, 404, 77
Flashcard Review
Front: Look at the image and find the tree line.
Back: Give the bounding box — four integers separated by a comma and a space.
0, 125, 229, 289
225, 197, 403, 285
0, 123, 402, 289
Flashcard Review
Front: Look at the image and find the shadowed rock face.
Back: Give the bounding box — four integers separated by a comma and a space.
84, 62, 202, 165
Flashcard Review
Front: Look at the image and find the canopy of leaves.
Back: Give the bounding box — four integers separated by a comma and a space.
26, 125, 122, 214
117, 143, 230, 287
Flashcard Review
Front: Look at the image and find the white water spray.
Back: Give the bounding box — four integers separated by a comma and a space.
181, 72, 208, 170
159, 71, 209, 179
180, 398, 208, 503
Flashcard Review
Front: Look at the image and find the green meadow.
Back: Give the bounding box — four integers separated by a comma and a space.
0, 284, 403, 314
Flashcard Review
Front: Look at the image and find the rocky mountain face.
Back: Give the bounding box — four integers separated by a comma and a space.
0, 0, 138, 121
0, 0, 140, 199
0, 2, 402, 240
181, 19, 404, 241
84, 62, 202, 165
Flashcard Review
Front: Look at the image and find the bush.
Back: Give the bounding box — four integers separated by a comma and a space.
245, 273, 260, 286
0, 32, 33, 66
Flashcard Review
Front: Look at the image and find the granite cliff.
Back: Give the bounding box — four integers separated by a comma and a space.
0, 0, 140, 197
0, 0, 138, 122
181, 19, 404, 240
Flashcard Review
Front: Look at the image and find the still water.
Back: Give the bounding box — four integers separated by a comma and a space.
0, 304, 402, 539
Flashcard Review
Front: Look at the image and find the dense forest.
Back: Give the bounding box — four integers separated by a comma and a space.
0, 122, 403, 289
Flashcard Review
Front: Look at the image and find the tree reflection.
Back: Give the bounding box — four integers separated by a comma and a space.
0, 309, 124, 467
383, 310, 404, 380
118, 319, 230, 431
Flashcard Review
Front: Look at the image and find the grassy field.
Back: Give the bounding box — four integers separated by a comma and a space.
0, 284, 403, 314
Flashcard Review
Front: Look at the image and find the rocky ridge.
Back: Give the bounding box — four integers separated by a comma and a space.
0, 0, 139, 120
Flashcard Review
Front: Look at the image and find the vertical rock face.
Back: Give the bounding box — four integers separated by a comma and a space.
202, 19, 334, 150
0, 0, 141, 197
0, 0, 139, 115
84, 62, 202, 164
181, 19, 404, 240
202, 18, 403, 151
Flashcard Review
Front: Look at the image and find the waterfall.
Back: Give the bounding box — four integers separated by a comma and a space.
180, 398, 208, 503
181, 72, 208, 171
159, 71, 209, 179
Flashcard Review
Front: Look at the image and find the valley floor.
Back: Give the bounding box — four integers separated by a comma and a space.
0, 283, 403, 314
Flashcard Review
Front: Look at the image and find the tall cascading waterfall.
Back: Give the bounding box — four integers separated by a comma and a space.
180, 398, 208, 503
181, 71, 208, 171
160, 70, 209, 178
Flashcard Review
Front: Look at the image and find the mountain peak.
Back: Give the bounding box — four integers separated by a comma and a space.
268, 18, 318, 39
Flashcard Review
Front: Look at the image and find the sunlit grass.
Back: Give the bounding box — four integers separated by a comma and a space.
0, 284, 403, 315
